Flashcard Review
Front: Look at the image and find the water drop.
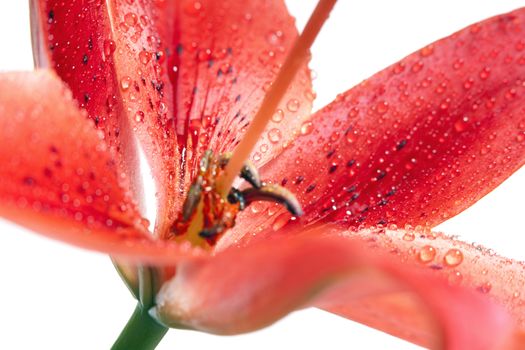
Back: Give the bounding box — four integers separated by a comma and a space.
135, 111, 145, 122
479, 67, 491, 80
272, 212, 290, 231
266, 30, 284, 45
454, 117, 468, 133
402, 232, 415, 241
286, 98, 300, 112
300, 121, 313, 135
103, 40, 116, 58
418, 245, 436, 263
448, 270, 463, 285
120, 76, 132, 91
376, 101, 389, 115
250, 201, 266, 214
272, 109, 284, 123
268, 128, 282, 143
477, 282, 492, 294
139, 51, 151, 65
124, 13, 138, 26
443, 249, 463, 267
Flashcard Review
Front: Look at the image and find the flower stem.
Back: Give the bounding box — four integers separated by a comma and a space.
217, 0, 338, 197
111, 303, 168, 350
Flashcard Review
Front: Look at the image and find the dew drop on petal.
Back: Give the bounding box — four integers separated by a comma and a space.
120, 76, 132, 91
103, 39, 116, 58
418, 245, 436, 263
135, 111, 145, 122
250, 201, 266, 214
286, 98, 300, 112
272, 212, 290, 231
448, 270, 463, 285
402, 232, 415, 241
268, 128, 282, 143
477, 282, 492, 294
272, 109, 284, 123
266, 30, 284, 45
376, 101, 389, 115
124, 13, 138, 26
300, 121, 313, 135
139, 51, 151, 65
479, 67, 491, 80
443, 248, 463, 267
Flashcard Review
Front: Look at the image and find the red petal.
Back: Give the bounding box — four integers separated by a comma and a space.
153, 0, 313, 208
154, 231, 516, 349
0, 71, 188, 260
224, 7, 525, 246
30, 0, 181, 230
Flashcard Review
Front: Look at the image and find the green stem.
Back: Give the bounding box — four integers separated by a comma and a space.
111, 304, 168, 350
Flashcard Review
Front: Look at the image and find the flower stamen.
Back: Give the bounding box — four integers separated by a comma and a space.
170, 151, 301, 248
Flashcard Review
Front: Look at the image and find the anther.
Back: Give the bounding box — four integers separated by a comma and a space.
242, 184, 303, 217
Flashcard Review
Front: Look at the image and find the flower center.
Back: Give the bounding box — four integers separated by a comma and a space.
169, 151, 302, 248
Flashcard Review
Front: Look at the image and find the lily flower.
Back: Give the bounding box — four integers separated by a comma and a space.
1, 0, 525, 349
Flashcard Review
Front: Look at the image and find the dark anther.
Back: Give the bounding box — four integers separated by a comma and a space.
242, 185, 303, 217
227, 188, 246, 210
199, 225, 223, 239
182, 177, 203, 221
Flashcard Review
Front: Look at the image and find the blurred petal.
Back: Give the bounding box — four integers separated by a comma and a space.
0, 71, 197, 262
315, 226, 525, 348
223, 7, 525, 247
155, 231, 515, 349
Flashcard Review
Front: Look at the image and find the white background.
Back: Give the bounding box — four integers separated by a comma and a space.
1, 1, 525, 349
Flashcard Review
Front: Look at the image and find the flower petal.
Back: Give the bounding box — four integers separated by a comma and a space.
154, 230, 516, 349
154, 0, 313, 197
316, 225, 525, 349
0, 70, 184, 260
224, 7, 525, 247
30, 0, 181, 230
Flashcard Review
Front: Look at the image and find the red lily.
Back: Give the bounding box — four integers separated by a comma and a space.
1, 0, 525, 349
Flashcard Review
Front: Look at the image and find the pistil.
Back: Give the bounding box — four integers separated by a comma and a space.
217, 0, 338, 197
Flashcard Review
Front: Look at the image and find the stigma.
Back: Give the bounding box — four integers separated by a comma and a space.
169, 150, 302, 248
